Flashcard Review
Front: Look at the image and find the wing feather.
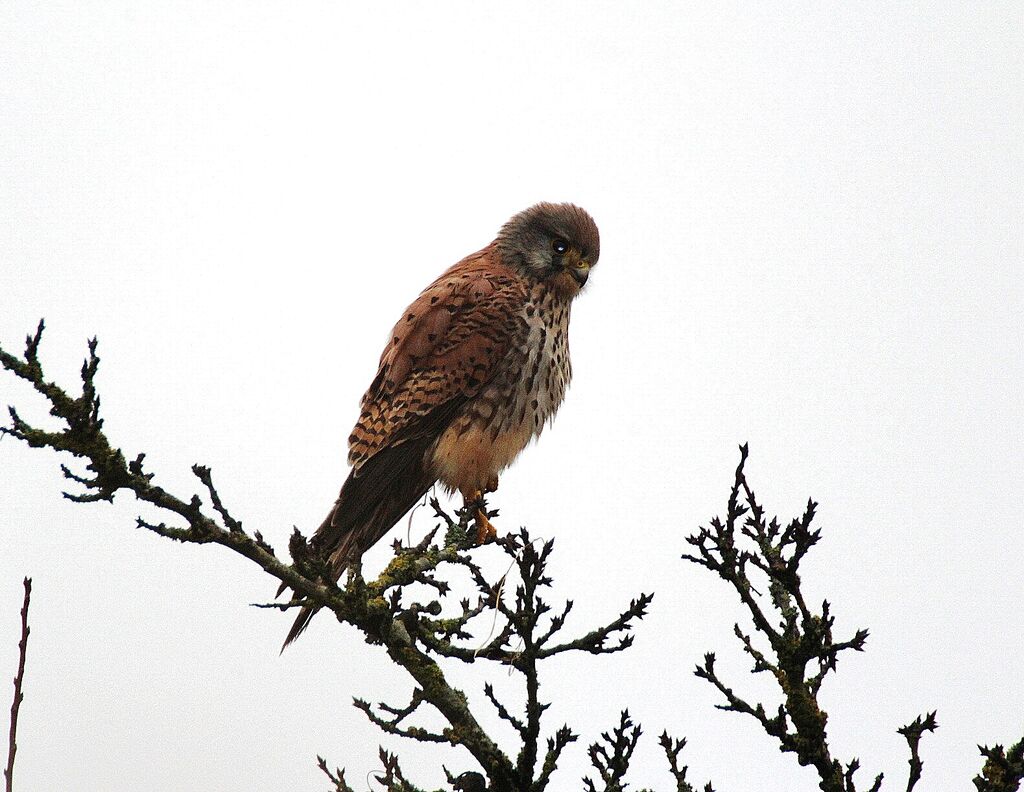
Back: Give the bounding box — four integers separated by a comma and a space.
347, 249, 527, 471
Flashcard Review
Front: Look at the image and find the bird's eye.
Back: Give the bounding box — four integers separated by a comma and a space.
552, 238, 569, 255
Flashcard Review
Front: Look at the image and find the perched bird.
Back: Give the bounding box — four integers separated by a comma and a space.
282, 202, 600, 647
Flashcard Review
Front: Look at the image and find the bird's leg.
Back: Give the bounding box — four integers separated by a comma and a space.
485, 474, 499, 494
465, 488, 497, 544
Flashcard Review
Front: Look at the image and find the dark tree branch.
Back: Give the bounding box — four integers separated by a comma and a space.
372, 747, 428, 792
534, 725, 576, 792
974, 739, 1024, 792
371, 524, 652, 791
898, 712, 938, 792
684, 445, 919, 792
193, 464, 244, 533
317, 755, 358, 792
694, 650, 795, 756
583, 711, 642, 792
536, 593, 652, 659
6, 325, 1009, 792
354, 689, 451, 744
323, 747, 433, 792
580, 715, 717, 792
0, 323, 525, 788
4, 579, 31, 792
0, 323, 653, 792
657, 731, 715, 792
484, 683, 526, 737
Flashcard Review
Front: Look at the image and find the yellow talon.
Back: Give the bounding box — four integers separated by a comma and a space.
465, 488, 498, 544
474, 508, 498, 544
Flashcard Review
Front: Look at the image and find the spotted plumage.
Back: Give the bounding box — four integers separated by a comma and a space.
282, 202, 600, 646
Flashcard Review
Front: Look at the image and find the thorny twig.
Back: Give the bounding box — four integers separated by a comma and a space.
657, 731, 714, 792
583, 711, 642, 792
683, 445, 922, 792
898, 712, 938, 792
0, 323, 653, 792
317, 755, 358, 792
5, 326, 1019, 792
973, 739, 1024, 792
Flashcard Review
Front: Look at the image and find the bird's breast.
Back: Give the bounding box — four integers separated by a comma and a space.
428, 290, 572, 494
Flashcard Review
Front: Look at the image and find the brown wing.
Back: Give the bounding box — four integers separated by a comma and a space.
347, 247, 528, 471
280, 250, 528, 648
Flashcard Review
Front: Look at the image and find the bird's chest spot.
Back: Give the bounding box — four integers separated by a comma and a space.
427, 293, 572, 493
518, 300, 572, 430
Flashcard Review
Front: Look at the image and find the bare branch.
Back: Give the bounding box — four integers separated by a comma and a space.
693, 653, 791, 744
898, 712, 938, 792
534, 725, 576, 792
317, 755, 358, 792
974, 738, 1024, 792
193, 464, 244, 533
12, 325, 986, 792
536, 593, 652, 659
583, 711, 642, 792
484, 683, 525, 736
684, 446, 883, 792
0, 323, 519, 790
354, 689, 450, 744
658, 731, 715, 792
373, 747, 428, 792
2, 324, 661, 791
4, 579, 31, 792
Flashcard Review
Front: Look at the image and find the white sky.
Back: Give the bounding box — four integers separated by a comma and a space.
1, 3, 1022, 791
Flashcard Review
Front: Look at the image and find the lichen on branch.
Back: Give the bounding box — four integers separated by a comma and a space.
0, 321, 653, 792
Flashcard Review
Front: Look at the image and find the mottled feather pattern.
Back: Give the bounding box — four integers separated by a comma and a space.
428, 281, 573, 494
347, 247, 528, 471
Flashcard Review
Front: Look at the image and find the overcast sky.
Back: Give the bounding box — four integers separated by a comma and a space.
1, 3, 1022, 791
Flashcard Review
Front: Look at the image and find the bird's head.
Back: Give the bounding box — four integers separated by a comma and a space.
495, 202, 600, 298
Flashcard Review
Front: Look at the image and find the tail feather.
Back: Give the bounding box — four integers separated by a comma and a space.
280, 602, 318, 649
280, 436, 435, 649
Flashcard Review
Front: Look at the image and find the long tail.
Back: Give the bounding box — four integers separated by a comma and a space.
280, 437, 435, 649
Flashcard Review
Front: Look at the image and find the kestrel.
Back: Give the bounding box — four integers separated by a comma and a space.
282, 202, 600, 646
